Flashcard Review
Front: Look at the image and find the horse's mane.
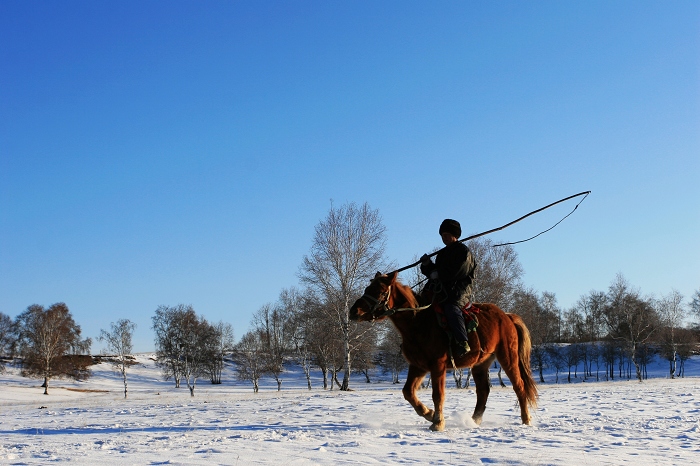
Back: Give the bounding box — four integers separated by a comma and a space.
393, 279, 420, 308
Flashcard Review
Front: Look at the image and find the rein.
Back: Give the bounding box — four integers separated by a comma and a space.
379, 302, 433, 318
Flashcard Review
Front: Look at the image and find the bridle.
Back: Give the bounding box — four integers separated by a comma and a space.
359, 285, 392, 319
358, 284, 432, 320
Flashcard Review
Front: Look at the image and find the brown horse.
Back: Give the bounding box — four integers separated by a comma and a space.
349, 271, 537, 431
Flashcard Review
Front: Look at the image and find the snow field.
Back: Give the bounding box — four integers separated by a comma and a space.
0, 355, 698, 465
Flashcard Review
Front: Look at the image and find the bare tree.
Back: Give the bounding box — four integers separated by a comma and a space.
601, 340, 619, 381
375, 324, 405, 384
690, 288, 700, 328
0, 312, 15, 373
541, 292, 562, 339
562, 304, 585, 344
232, 330, 269, 392
467, 238, 523, 311
545, 344, 566, 384
206, 321, 235, 385
580, 291, 607, 342
303, 302, 343, 390
299, 201, 388, 391
587, 343, 602, 381
675, 328, 698, 377
656, 289, 687, 379
283, 288, 315, 390
514, 288, 557, 383
352, 321, 382, 383
636, 343, 655, 380
576, 342, 594, 380
566, 290, 608, 379
330, 358, 345, 389
152, 304, 188, 387
15, 303, 91, 394
179, 311, 217, 396
253, 303, 291, 391
152, 304, 219, 395
602, 274, 659, 382
449, 367, 464, 389
562, 343, 582, 383
99, 319, 136, 399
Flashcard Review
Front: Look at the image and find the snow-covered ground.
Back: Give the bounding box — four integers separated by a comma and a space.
1, 355, 699, 465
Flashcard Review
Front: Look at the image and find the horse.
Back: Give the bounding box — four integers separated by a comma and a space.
349, 271, 537, 431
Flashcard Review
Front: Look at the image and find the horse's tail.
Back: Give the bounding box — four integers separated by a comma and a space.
508, 313, 538, 408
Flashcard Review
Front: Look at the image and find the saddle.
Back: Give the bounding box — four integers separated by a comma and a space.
433, 302, 480, 334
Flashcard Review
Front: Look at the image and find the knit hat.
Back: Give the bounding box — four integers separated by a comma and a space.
439, 219, 461, 238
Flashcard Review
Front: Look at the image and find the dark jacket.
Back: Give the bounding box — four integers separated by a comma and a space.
420, 242, 477, 307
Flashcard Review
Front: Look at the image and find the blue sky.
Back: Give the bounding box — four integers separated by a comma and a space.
1, 1, 698, 352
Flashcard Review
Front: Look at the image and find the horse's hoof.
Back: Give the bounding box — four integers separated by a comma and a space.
429, 422, 445, 432
472, 416, 483, 426
422, 410, 435, 422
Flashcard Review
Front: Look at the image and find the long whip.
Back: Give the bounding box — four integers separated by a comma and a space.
393, 190, 591, 274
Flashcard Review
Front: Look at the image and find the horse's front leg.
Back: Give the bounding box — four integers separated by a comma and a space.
402, 365, 433, 422
429, 367, 447, 431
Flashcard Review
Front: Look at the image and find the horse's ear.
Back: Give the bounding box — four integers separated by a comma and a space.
374, 271, 382, 279
387, 270, 398, 284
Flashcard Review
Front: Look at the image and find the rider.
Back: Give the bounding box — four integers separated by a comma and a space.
420, 219, 477, 356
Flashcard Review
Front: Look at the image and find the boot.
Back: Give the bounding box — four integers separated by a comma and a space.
453, 340, 470, 357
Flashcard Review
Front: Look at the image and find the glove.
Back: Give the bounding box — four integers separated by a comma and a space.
420, 254, 433, 277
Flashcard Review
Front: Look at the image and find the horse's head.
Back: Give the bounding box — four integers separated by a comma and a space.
349, 271, 399, 322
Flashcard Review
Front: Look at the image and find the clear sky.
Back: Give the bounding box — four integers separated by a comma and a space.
1, 1, 698, 352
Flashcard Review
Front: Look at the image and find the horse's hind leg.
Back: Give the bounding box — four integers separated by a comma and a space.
471, 354, 496, 425
497, 345, 532, 425
402, 365, 433, 422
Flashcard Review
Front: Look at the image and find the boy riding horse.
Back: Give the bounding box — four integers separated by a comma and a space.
420, 219, 477, 357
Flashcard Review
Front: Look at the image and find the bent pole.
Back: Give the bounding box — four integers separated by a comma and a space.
393, 190, 591, 274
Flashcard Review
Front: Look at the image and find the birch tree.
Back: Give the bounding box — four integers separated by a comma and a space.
152, 304, 188, 387
690, 288, 700, 327
206, 321, 234, 385
15, 303, 91, 394
232, 330, 269, 393
152, 304, 219, 394
675, 328, 698, 377
99, 319, 136, 398
179, 311, 217, 396
376, 326, 407, 384
306, 303, 343, 390
656, 290, 686, 379
299, 201, 388, 391
283, 288, 315, 390
253, 303, 291, 391
352, 322, 381, 383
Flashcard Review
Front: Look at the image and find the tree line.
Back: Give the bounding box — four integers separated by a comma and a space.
2, 202, 699, 394
517, 275, 699, 384
227, 202, 700, 391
